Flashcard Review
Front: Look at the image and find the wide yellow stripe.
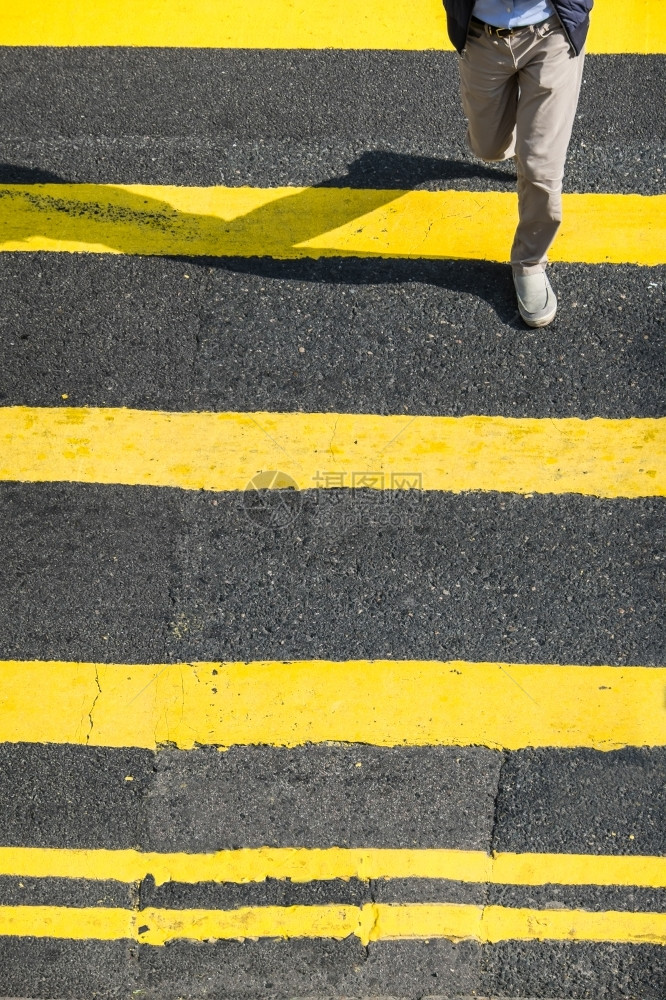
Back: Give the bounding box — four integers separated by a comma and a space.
1, 659, 664, 751
0, 846, 664, 889
0, 185, 663, 265
1, 904, 664, 945
0, 0, 662, 53
1, 408, 664, 499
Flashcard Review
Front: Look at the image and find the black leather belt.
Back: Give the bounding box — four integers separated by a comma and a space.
470, 15, 553, 38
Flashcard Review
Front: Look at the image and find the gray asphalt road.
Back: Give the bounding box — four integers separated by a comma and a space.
0, 40, 664, 1000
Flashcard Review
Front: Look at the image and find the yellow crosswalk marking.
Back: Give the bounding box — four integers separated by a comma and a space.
0, 902, 664, 945
1, 408, 664, 499
0, 184, 666, 265
0, 184, 664, 265
0, 0, 663, 53
1, 659, 663, 751
0, 846, 664, 889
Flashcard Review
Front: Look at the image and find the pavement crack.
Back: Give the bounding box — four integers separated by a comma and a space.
480, 750, 507, 975
86, 665, 102, 743
127, 876, 143, 988
419, 217, 435, 249
357, 899, 379, 957
362, 879, 379, 960
488, 749, 506, 858
328, 414, 340, 464
130, 877, 142, 917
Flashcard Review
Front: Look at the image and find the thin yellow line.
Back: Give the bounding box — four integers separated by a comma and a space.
0, 659, 664, 752
140, 904, 365, 945
0, 846, 664, 889
0, 905, 133, 941
0, 903, 664, 946
0, 185, 664, 265
0, 0, 662, 53
490, 852, 666, 889
1, 408, 664, 499
378, 904, 666, 946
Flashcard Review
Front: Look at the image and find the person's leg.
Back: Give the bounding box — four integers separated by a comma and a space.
511, 23, 586, 274
457, 27, 519, 163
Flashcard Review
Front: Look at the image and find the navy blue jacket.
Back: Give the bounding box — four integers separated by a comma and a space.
442, 0, 593, 55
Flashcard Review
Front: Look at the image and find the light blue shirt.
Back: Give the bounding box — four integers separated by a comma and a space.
472, 0, 556, 28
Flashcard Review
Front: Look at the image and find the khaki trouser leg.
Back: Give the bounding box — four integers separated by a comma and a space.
457, 21, 585, 274
457, 28, 518, 161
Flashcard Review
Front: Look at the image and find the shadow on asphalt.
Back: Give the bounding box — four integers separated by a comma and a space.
0, 153, 519, 323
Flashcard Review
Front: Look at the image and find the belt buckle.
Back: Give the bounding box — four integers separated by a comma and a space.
491, 24, 513, 38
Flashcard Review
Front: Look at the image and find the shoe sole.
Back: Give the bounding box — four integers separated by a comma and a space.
518, 305, 557, 328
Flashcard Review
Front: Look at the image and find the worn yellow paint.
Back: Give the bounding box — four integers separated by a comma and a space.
0, 903, 664, 945
489, 852, 666, 889
0, 845, 664, 889
0, 184, 663, 265
0, 0, 662, 52
0, 905, 133, 941
375, 904, 666, 946
139, 904, 366, 945
1, 407, 665, 499
0, 659, 663, 751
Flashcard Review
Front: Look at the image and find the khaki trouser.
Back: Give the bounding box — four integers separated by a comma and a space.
457, 17, 585, 275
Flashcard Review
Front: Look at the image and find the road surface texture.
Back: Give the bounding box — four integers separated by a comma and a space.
0, 1, 664, 998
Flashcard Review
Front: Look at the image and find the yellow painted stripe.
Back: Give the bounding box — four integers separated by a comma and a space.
0, 905, 134, 941
489, 852, 666, 890
0, 846, 664, 889
1, 659, 664, 752
0, 185, 664, 266
0, 904, 664, 946
376, 904, 666, 946
0, 0, 662, 53
1, 408, 665, 499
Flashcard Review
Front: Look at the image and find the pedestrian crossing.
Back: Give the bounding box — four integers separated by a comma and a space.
0, 1, 664, 997
2, 407, 664, 497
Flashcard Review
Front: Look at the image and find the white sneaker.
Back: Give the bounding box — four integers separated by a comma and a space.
513, 270, 557, 327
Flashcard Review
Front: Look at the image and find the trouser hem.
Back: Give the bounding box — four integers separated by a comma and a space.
512, 262, 549, 277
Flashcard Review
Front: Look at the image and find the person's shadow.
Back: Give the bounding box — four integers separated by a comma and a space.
0, 153, 518, 322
